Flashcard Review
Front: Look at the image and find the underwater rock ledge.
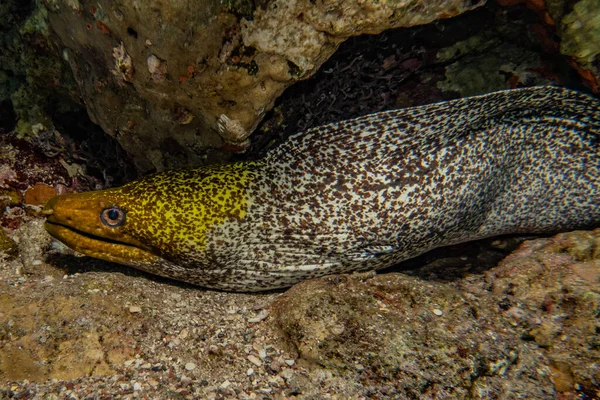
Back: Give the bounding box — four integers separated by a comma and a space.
271, 229, 600, 398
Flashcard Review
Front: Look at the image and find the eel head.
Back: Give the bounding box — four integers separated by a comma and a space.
42, 165, 255, 276
43, 190, 162, 267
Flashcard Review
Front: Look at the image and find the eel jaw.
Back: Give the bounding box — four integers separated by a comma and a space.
44, 220, 162, 267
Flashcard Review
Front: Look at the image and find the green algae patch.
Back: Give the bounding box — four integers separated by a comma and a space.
560, 0, 600, 69
0, 229, 16, 254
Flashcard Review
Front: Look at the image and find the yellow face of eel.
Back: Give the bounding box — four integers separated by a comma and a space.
43, 163, 255, 272
43, 189, 162, 266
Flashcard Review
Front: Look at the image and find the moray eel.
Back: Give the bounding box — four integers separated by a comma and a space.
43, 86, 600, 291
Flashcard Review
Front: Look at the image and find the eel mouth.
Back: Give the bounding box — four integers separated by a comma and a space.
44, 220, 161, 266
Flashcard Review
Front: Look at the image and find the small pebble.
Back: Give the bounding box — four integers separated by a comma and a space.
248, 355, 262, 367
185, 362, 196, 371
433, 309, 443, 316
221, 380, 231, 389
133, 382, 141, 391
248, 309, 269, 323
284, 359, 295, 366
268, 375, 284, 385
178, 329, 189, 339
129, 306, 142, 313
280, 369, 294, 380
247, 368, 254, 376
269, 360, 282, 372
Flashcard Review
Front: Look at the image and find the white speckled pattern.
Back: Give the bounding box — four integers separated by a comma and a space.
194, 86, 599, 290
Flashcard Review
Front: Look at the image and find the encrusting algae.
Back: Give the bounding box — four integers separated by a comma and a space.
44, 86, 600, 291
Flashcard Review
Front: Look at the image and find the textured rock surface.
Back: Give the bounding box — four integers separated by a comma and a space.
1, 224, 598, 398
271, 230, 600, 398
42, 0, 484, 171
273, 275, 546, 398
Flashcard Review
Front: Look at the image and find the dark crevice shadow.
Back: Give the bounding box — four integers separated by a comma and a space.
44, 252, 190, 287
43, 252, 286, 294
383, 234, 547, 282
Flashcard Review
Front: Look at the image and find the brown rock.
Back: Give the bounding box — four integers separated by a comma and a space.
271, 229, 600, 398
549, 361, 575, 394
271, 274, 552, 398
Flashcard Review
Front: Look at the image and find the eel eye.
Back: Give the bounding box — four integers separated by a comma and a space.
100, 206, 126, 227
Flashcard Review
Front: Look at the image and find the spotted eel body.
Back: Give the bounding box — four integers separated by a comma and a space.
44, 86, 600, 291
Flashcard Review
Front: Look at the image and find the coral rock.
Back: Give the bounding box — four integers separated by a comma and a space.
44, 0, 483, 171
271, 229, 600, 398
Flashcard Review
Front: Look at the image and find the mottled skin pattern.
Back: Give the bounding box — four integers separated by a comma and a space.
44, 86, 600, 291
